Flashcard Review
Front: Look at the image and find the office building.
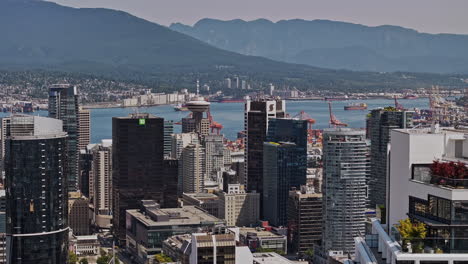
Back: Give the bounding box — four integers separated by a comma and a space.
79, 147, 93, 198
0, 117, 10, 178
126, 201, 224, 263
182, 192, 222, 218
68, 192, 91, 236
89, 140, 113, 228
5, 115, 68, 263
49, 84, 80, 191
288, 187, 322, 255
322, 129, 368, 254
164, 120, 174, 158
189, 233, 236, 264
181, 143, 205, 193
234, 227, 288, 254
203, 134, 226, 179
220, 184, 260, 227
163, 233, 253, 264
163, 159, 179, 208
368, 109, 413, 208
387, 127, 468, 253
78, 107, 91, 150
112, 113, 166, 243
0, 189, 5, 264
263, 142, 302, 227
170, 132, 199, 159
245, 99, 285, 195
252, 252, 299, 264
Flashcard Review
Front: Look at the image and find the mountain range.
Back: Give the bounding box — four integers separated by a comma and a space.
170, 18, 468, 74
0, 0, 466, 91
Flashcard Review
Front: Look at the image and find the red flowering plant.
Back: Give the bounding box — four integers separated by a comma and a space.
430, 160, 468, 187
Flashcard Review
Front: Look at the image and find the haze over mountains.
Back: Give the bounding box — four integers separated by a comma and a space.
0, 0, 466, 91
170, 18, 468, 74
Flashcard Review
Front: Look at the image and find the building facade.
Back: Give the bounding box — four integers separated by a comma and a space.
245, 99, 285, 209
368, 109, 413, 208
78, 107, 91, 150
48, 84, 80, 191
164, 120, 173, 158
112, 113, 166, 244
126, 201, 224, 263
68, 193, 91, 236
322, 129, 368, 254
288, 188, 322, 255
181, 143, 205, 193
388, 127, 468, 253
220, 184, 260, 227
5, 115, 69, 263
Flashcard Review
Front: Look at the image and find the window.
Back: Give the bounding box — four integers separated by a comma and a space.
453, 201, 468, 224
409, 196, 427, 217
428, 195, 451, 224
412, 164, 431, 183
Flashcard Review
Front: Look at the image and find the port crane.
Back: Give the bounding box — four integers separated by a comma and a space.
394, 96, 405, 110
328, 101, 348, 127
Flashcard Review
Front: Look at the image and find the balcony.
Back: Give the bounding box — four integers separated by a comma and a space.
429, 175, 468, 189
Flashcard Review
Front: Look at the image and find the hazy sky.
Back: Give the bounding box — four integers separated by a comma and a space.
52, 0, 468, 34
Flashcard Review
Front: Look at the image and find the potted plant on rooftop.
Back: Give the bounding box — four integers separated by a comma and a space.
396, 218, 427, 253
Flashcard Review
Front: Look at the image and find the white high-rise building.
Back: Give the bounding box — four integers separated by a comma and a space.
203, 134, 225, 180
181, 144, 205, 193
322, 128, 368, 254
171, 133, 199, 159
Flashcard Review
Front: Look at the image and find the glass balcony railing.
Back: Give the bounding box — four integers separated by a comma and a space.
429, 175, 468, 189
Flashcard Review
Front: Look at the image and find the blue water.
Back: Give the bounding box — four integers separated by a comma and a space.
0, 98, 430, 143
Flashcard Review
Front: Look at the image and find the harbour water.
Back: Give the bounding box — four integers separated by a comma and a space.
0, 98, 430, 143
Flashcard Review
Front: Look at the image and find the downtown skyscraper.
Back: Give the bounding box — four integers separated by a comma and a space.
5, 115, 68, 263
112, 113, 167, 243
49, 84, 80, 191
262, 118, 308, 226
245, 99, 285, 194
322, 128, 368, 254
368, 109, 413, 208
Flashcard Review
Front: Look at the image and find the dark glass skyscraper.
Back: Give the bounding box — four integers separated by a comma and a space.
245, 99, 285, 194
5, 115, 68, 264
262, 118, 308, 226
368, 109, 413, 208
112, 113, 167, 244
49, 84, 79, 192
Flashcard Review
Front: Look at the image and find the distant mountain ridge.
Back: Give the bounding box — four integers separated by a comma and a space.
0, 0, 466, 91
170, 18, 468, 73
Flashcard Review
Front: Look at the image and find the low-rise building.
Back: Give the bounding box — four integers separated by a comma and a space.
126, 200, 225, 264
182, 192, 222, 218
234, 227, 288, 254
69, 234, 99, 256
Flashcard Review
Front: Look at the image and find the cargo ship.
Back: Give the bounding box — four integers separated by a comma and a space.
219, 99, 244, 103
174, 104, 189, 111
344, 103, 367, 110
404, 94, 419, 99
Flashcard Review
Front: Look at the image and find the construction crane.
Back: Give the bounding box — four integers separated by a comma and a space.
207, 110, 223, 135
394, 96, 405, 110
328, 101, 348, 127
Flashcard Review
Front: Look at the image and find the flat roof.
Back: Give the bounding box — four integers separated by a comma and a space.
239, 228, 285, 239
127, 206, 223, 227
253, 252, 294, 264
